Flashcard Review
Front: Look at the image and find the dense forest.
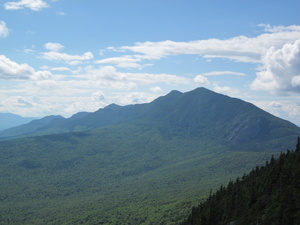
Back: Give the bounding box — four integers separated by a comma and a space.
182, 137, 300, 225
0, 88, 300, 224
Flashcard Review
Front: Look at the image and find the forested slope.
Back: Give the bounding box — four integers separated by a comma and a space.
182, 137, 300, 225
0, 124, 281, 225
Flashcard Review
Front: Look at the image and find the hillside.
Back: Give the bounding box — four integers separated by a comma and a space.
0, 88, 299, 224
182, 137, 300, 225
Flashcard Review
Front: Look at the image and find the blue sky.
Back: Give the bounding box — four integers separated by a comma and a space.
1, 0, 300, 125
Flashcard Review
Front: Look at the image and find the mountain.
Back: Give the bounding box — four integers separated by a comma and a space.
0, 115, 65, 139
0, 113, 36, 131
1, 87, 299, 151
182, 138, 300, 225
0, 87, 300, 224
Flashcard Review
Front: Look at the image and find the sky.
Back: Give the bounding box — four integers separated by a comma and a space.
1, 0, 300, 125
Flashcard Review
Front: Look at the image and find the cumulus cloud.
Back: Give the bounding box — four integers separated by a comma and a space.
251, 39, 300, 93
150, 86, 163, 93
91, 90, 105, 102
0, 55, 53, 80
4, 0, 49, 11
0, 55, 35, 79
0, 20, 9, 38
45, 42, 64, 52
194, 75, 210, 86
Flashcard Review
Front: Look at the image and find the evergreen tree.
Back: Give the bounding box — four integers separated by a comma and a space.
182, 138, 300, 225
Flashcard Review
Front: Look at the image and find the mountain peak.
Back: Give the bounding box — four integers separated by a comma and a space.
0, 88, 299, 151
168, 89, 182, 95
104, 103, 122, 110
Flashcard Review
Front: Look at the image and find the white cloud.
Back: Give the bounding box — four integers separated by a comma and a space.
95, 55, 154, 69
41, 51, 94, 65
88, 66, 127, 81
119, 92, 153, 105
194, 75, 210, 86
127, 72, 191, 86
251, 39, 300, 93
213, 86, 240, 96
0, 20, 9, 38
13, 96, 34, 107
259, 24, 300, 33
150, 86, 163, 93
4, 0, 49, 11
91, 90, 105, 102
202, 71, 246, 76
0, 55, 54, 81
95, 56, 143, 68
112, 25, 300, 64
0, 55, 35, 79
45, 42, 64, 52
0, 95, 62, 117
251, 99, 300, 125
30, 70, 53, 81
24, 48, 35, 54
292, 75, 300, 87
50, 67, 72, 72
83, 65, 189, 87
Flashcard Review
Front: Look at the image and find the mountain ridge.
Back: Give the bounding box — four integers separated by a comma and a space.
0, 87, 299, 151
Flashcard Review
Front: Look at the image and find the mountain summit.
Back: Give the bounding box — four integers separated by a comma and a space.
1, 87, 299, 150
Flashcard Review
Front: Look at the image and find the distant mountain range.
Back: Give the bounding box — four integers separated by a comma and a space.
1, 87, 299, 151
0, 113, 36, 131
0, 87, 299, 224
